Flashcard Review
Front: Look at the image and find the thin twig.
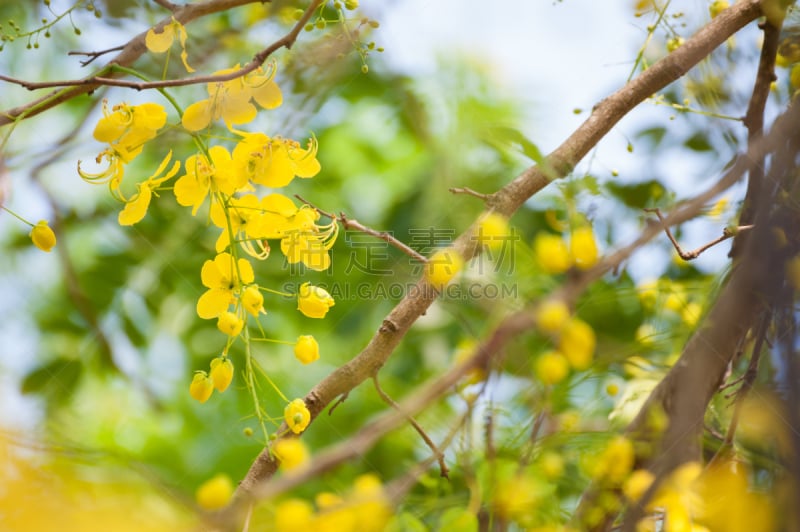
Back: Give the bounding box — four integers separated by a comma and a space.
373, 376, 449, 479
68, 46, 126, 67
295, 194, 428, 263
645, 208, 753, 260
449, 187, 490, 201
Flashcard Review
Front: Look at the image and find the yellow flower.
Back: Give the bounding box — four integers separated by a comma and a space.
233, 132, 320, 188
284, 398, 311, 434
209, 194, 273, 257
92, 101, 167, 158
536, 299, 570, 334
709, 0, 729, 18
174, 146, 241, 215
297, 282, 335, 319
453, 339, 485, 385
535, 351, 570, 385
624, 469, 655, 502
533, 233, 570, 274
570, 226, 599, 270
145, 17, 194, 72
195, 473, 233, 510
272, 438, 310, 472
275, 499, 315, 532
241, 285, 265, 317
294, 335, 320, 364
79, 101, 167, 195
425, 248, 464, 289
209, 356, 234, 392
30, 220, 56, 252
559, 318, 596, 370
196, 252, 254, 319
476, 212, 511, 251
593, 436, 635, 485
117, 151, 180, 225
217, 311, 244, 336
190, 371, 214, 403
279, 207, 338, 271
181, 64, 282, 131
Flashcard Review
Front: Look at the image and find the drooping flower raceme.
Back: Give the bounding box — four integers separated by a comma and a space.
232, 131, 320, 188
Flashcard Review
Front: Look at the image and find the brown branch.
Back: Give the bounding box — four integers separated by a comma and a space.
449, 187, 491, 201
234, 0, 763, 509
0, 0, 322, 126
152, 0, 179, 11
645, 207, 754, 260
295, 194, 428, 263
372, 375, 449, 479
731, 19, 782, 259
68, 46, 126, 67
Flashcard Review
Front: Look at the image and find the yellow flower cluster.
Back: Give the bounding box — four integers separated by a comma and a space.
534, 299, 596, 385
273, 474, 391, 532
533, 224, 600, 274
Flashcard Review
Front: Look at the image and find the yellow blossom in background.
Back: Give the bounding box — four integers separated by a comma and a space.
536, 351, 570, 385
534, 232, 571, 274
117, 151, 180, 225
635, 323, 657, 345
145, 17, 194, 72
425, 248, 464, 289
592, 436, 634, 485
275, 499, 315, 531
476, 212, 511, 251
707, 196, 729, 221
284, 398, 311, 434
559, 318, 595, 370
181, 64, 282, 131
195, 474, 233, 510
217, 311, 244, 336
349, 474, 392, 531
681, 302, 702, 327
297, 282, 335, 319
709, 0, 729, 18
536, 299, 570, 334
233, 132, 320, 188
453, 339, 485, 385
294, 335, 320, 364
209, 356, 234, 392
30, 220, 56, 252
196, 252, 254, 319
272, 438, 310, 472
189, 371, 214, 403
539, 451, 565, 481
637, 279, 659, 309
623, 469, 655, 502
569, 226, 599, 270
492, 473, 543, 524
174, 146, 240, 215
241, 285, 266, 317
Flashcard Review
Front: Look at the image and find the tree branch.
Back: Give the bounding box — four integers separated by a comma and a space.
0, 0, 322, 126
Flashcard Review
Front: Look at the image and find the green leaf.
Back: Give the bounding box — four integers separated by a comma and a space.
21, 358, 83, 397
385, 511, 429, 532
439, 508, 478, 532
605, 180, 667, 210
684, 132, 713, 152
483, 126, 556, 179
